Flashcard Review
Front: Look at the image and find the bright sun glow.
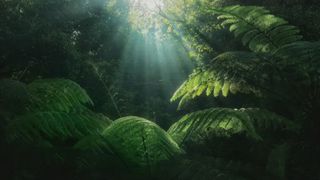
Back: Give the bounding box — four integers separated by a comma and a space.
128, 0, 165, 32
130, 0, 164, 13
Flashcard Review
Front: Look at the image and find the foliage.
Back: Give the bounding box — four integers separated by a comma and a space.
209, 5, 302, 53
77, 116, 183, 168
27, 79, 94, 112
171, 51, 266, 108
1, 0, 320, 179
168, 108, 296, 145
4, 79, 110, 147
166, 3, 320, 180
6, 111, 110, 144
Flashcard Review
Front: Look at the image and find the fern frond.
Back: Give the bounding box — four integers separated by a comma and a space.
171, 52, 263, 109
27, 79, 93, 112
6, 111, 110, 144
168, 108, 296, 145
209, 5, 302, 53
275, 41, 320, 63
101, 116, 183, 168
74, 135, 114, 155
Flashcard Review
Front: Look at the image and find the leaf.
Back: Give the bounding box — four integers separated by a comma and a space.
27, 79, 93, 112
208, 5, 302, 53
101, 116, 183, 168
168, 108, 297, 145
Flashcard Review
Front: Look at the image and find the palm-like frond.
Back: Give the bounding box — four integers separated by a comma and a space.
275, 41, 320, 70
101, 116, 183, 168
209, 5, 302, 53
74, 135, 114, 154
6, 110, 110, 144
27, 79, 93, 112
73, 116, 183, 170
171, 52, 266, 109
275, 41, 320, 59
273, 41, 320, 120
168, 108, 297, 145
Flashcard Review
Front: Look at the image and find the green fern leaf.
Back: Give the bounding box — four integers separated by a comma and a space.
168, 108, 296, 145
209, 5, 302, 53
27, 79, 93, 112
102, 116, 183, 167
171, 52, 262, 108
6, 111, 110, 143
275, 41, 320, 63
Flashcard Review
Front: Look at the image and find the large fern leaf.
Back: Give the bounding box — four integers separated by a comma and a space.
6, 110, 110, 144
171, 52, 265, 109
27, 79, 93, 112
168, 108, 297, 145
209, 5, 302, 53
275, 41, 320, 64
101, 116, 183, 168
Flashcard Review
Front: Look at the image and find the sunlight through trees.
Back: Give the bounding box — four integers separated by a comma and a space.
1, 0, 320, 179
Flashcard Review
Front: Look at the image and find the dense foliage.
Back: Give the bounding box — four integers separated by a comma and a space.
1, 0, 320, 180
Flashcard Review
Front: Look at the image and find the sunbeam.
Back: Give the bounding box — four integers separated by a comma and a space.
129, 0, 164, 13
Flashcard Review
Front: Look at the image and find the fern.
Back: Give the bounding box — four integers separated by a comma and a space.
275, 41, 320, 66
209, 5, 302, 53
73, 116, 183, 171
102, 116, 183, 168
168, 108, 297, 145
6, 110, 110, 144
27, 79, 94, 112
171, 52, 265, 109
74, 135, 114, 154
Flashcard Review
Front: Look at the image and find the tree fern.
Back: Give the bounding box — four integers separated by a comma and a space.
6, 110, 110, 144
171, 52, 266, 109
273, 41, 320, 123
208, 5, 302, 53
75, 116, 182, 167
101, 116, 183, 168
168, 108, 297, 145
27, 79, 94, 112
275, 41, 320, 66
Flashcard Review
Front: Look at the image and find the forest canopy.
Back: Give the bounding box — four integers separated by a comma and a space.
1, 0, 320, 180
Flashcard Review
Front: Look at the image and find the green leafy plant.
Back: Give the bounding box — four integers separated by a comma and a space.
171, 51, 264, 109
75, 116, 183, 168
168, 4, 320, 180
168, 108, 296, 145
6, 111, 110, 144
4, 79, 110, 146
27, 79, 94, 112
209, 5, 302, 53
